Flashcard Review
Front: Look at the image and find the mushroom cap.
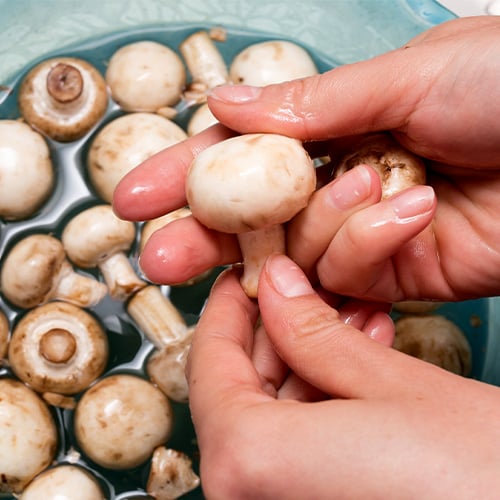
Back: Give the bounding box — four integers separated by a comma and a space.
74, 374, 173, 469
18, 57, 108, 142
106, 40, 186, 112
187, 103, 218, 136
9, 301, 108, 395
62, 204, 136, 268
87, 112, 187, 203
0, 378, 58, 494
0, 308, 9, 359
393, 314, 472, 376
229, 40, 318, 86
1, 234, 66, 308
186, 133, 316, 233
21, 464, 106, 500
0, 120, 54, 221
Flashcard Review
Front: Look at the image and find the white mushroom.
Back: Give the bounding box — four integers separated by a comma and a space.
332, 133, 426, 199
106, 41, 186, 112
74, 374, 173, 470
18, 57, 108, 142
87, 112, 187, 203
229, 39, 318, 86
186, 133, 316, 297
0, 308, 9, 359
0, 378, 58, 494
0, 120, 54, 221
20, 464, 106, 500
0, 233, 107, 309
8, 301, 108, 395
187, 103, 219, 136
62, 204, 145, 300
393, 314, 472, 376
147, 447, 200, 500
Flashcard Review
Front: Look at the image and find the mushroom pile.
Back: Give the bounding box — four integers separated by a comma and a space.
0, 23, 483, 500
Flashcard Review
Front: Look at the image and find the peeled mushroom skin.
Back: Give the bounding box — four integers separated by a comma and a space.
8, 301, 109, 395
20, 464, 106, 500
0, 378, 58, 494
18, 57, 108, 142
106, 40, 186, 112
87, 112, 187, 203
0, 308, 9, 359
393, 314, 472, 376
74, 374, 173, 470
229, 39, 318, 86
0, 120, 55, 221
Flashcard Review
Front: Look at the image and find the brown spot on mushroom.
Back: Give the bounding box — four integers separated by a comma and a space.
47, 63, 83, 103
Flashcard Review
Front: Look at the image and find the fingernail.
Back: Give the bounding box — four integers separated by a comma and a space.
266, 254, 314, 298
327, 165, 373, 210
390, 185, 435, 221
209, 84, 262, 103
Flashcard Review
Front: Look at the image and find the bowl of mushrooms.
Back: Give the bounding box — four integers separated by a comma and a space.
0, 18, 496, 500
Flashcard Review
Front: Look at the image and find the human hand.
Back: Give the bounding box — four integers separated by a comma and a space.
113, 16, 500, 302
187, 254, 500, 499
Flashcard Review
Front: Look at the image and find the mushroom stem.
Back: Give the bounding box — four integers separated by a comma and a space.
237, 225, 285, 298
46, 63, 83, 103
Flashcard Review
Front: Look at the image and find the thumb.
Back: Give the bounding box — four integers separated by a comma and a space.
258, 254, 419, 399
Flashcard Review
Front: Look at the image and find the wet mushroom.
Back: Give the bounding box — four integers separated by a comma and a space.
87, 112, 187, 203
20, 464, 106, 500
0, 120, 54, 221
147, 447, 200, 500
74, 374, 173, 470
62, 204, 145, 300
0, 308, 9, 359
0, 233, 107, 309
0, 378, 58, 494
18, 57, 108, 142
332, 133, 426, 199
393, 314, 472, 376
229, 39, 318, 86
106, 40, 186, 112
186, 133, 316, 297
8, 301, 108, 395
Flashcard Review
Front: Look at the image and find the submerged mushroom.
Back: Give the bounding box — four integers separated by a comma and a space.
229, 39, 318, 86
62, 204, 145, 300
0, 308, 9, 359
393, 314, 472, 376
186, 133, 316, 297
87, 112, 187, 203
0, 233, 107, 309
332, 133, 426, 199
106, 40, 186, 112
0, 120, 54, 221
18, 57, 108, 142
147, 447, 200, 500
8, 301, 108, 395
20, 464, 106, 500
74, 374, 173, 470
0, 378, 58, 494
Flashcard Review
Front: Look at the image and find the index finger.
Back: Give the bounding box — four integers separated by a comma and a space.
113, 123, 235, 221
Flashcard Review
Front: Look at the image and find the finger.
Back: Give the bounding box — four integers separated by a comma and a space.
316, 185, 437, 301
277, 373, 327, 402
258, 254, 424, 399
287, 165, 382, 277
186, 269, 264, 434
139, 215, 240, 284
113, 124, 235, 221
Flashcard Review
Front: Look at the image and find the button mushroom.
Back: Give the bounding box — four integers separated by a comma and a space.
0, 120, 54, 221
87, 112, 187, 203
20, 464, 106, 500
0, 308, 9, 360
74, 373, 173, 470
8, 301, 109, 395
146, 447, 200, 500
229, 39, 318, 86
18, 57, 108, 142
106, 40, 186, 112
187, 103, 219, 136
62, 204, 145, 300
332, 133, 427, 199
186, 133, 316, 297
393, 314, 472, 376
0, 233, 108, 309
0, 378, 58, 494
